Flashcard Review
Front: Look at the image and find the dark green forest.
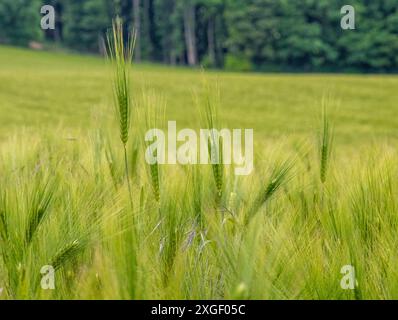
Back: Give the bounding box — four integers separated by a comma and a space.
0, 0, 397, 72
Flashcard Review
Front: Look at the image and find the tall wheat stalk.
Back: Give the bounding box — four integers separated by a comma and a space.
106, 18, 136, 209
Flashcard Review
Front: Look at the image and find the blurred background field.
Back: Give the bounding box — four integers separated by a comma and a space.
0, 45, 397, 148
1, 1, 397, 73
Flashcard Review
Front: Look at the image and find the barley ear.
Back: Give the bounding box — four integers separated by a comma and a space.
106, 18, 136, 146
319, 102, 334, 184
245, 159, 294, 225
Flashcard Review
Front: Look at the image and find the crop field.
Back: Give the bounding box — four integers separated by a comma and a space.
0, 44, 398, 299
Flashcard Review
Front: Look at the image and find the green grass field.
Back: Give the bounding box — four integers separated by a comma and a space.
0, 45, 397, 299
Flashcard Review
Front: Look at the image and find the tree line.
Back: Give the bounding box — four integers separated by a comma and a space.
0, 0, 397, 72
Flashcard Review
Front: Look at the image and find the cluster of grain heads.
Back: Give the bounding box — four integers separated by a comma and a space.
106, 18, 136, 210
0, 133, 128, 299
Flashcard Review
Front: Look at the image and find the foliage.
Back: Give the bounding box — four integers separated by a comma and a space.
0, 0, 397, 71
0, 0, 42, 46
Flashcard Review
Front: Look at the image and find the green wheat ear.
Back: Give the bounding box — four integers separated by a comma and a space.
25, 177, 57, 245
319, 101, 334, 184
106, 18, 136, 146
50, 239, 86, 271
245, 158, 294, 226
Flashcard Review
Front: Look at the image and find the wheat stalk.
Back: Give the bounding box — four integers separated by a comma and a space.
106, 18, 136, 210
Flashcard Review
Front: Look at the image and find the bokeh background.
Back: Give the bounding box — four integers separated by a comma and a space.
0, 0, 397, 72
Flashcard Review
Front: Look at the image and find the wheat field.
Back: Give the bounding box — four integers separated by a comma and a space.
0, 43, 398, 300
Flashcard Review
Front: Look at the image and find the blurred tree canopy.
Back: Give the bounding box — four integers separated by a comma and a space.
0, 0, 397, 72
